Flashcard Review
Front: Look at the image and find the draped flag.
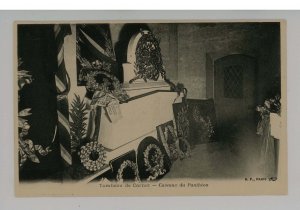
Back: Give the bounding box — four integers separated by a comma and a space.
54, 24, 72, 166
76, 24, 117, 86
76, 24, 118, 141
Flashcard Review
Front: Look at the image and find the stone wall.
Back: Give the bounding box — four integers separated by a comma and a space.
66, 23, 280, 102
177, 23, 280, 101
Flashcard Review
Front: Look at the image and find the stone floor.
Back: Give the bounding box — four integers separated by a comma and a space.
164, 121, 263, 180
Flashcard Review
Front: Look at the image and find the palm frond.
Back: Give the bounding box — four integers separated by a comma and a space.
69, 94, 88, 153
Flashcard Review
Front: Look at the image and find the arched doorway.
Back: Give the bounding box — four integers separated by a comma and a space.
214, 54, 257, 126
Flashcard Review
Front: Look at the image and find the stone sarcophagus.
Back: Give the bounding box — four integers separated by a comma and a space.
97, 30, 182, 161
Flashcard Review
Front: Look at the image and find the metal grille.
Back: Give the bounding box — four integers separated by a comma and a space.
224, 65, 243, 98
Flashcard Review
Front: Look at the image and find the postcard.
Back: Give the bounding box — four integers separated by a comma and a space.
15, 20, 287, 196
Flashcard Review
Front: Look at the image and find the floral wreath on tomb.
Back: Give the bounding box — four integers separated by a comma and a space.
84, 69, 129, 107
79, 141, 106, 171
77, 48, 129, 107
116, 160, 140, 182
143, 143, 166, 181
129, 30, 166, 83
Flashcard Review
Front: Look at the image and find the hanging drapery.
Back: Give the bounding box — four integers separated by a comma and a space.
53, 24, 73, 166
18, 24, 72, 180
256, 96, 280, 178
257, 115, 276, 177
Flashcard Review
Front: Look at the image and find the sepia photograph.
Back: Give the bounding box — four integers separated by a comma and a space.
15, 20, 287, 196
